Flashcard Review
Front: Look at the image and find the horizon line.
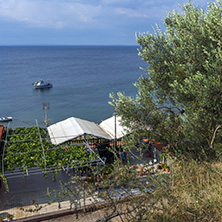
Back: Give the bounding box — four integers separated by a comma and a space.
0, 44, 138, 47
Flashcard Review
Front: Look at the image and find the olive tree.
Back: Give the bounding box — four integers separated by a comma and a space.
110, 0, 222, 158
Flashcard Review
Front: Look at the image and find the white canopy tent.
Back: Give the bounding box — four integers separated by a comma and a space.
99, 116, 126, 139
47, 116, 128, 145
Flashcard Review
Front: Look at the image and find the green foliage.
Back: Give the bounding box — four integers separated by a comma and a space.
1, 127, 92, 178
0, 173, 9, 192
6, 214, 13, 219
110, 0, 222, 158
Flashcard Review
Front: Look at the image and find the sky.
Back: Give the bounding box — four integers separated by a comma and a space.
0, 0, 210, 45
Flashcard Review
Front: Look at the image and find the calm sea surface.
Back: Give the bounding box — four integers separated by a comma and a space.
0, 46, 147, 128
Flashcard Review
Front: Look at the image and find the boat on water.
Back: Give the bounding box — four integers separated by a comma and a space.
32, 80, 53, 89
0, 117, 13, 122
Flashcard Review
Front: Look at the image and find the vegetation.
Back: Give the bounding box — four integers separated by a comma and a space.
1, 1, 222, 221
35, 1, 222, 221
46, 152, 222, 221
92, 0, 222, 221
0, 126, 94, 182
110, 0, 222, 159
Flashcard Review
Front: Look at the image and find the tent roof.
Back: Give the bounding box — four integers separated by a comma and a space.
47, 116, 128, 145
99, 116, 127, 140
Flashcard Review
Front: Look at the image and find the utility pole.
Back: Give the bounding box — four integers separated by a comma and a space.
114, 114, 117, 149
42, 103, 50, 127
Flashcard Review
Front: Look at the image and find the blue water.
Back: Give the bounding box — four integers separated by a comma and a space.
0, 46, 147, 128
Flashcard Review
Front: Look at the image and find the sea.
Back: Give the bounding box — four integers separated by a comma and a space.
0, 46, 147, 128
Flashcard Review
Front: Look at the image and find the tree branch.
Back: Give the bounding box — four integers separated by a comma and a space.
210, 124, 222, 149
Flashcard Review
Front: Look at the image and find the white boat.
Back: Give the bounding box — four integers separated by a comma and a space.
32, 80, 53, 89
0, 117, 13, 122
